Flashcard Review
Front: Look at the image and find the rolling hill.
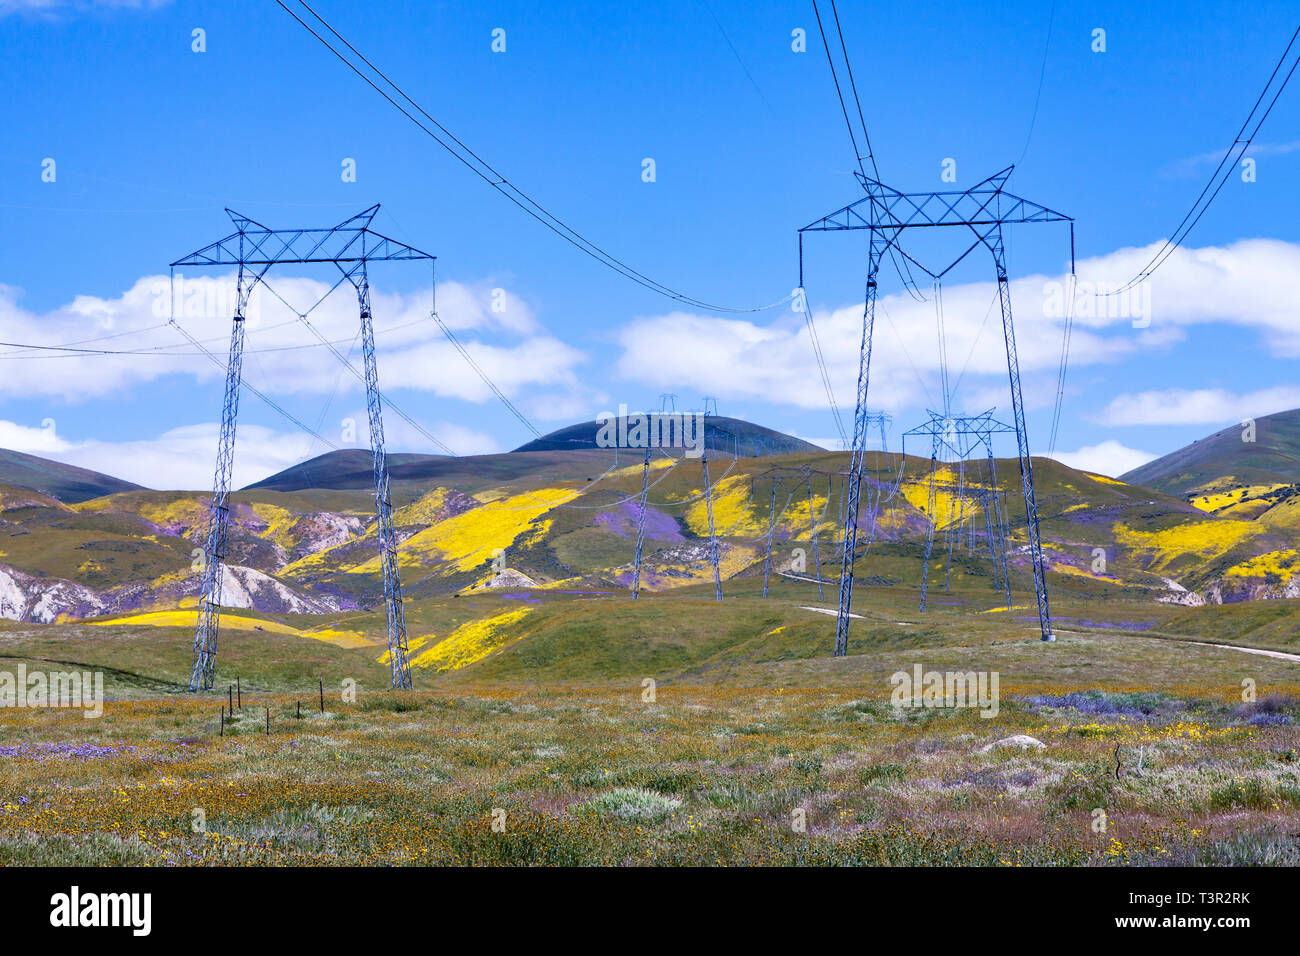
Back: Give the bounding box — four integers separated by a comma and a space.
247, 447, 627, 496
0, 448, 143, 503
0, 437, 1288, 627
512, 414, 821, 455
1122, 406, 1300, 495
7, 403, 1300, 630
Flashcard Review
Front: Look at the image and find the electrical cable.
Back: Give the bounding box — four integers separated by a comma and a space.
277, 0, 793, 315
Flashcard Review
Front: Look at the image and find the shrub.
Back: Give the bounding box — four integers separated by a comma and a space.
580, 787, 681, 823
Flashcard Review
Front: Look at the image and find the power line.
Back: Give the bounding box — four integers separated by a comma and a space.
0, 315, 432, 360
293, 310, 458, 457
811, 0, 867, 177
276, 0, 792, 315
1015, 0, 1057, 167
827, 0, 878, 180
1104, 22, 1300, 296
699, 0, 773, 113
803, 304, 848, 445
430, 311, 542, 439
248, 274, 457, 456
167, 319, 340, 450
1047, 272, 1076, 455
809, 0, 926, 303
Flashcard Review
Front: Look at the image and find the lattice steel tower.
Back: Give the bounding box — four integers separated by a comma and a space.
173, 205, 434, 690
799, 167, 1074, 652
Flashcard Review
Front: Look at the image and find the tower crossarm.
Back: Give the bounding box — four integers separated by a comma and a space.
171, 205, 435, 268
799, 167, 1072, 234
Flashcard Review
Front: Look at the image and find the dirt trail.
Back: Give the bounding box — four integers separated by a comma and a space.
1181, 640, 1300, 663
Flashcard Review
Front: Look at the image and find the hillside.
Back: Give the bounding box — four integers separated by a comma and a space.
513, 414, 821, 455
4, 435, 1296, 627
247, 447, 617, 496
0, 448, 143, 503
1122, 406, 1300, 495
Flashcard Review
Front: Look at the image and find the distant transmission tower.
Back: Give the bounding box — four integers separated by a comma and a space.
757, 464, 829, 600
903, 410, 1014, 611
630, 439, 652, 600
800, 167, 1074, 651
173, 205, 432, 690
700, 448, 724, 602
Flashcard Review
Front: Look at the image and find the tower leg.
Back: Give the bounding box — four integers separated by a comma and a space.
946, 457, 967, 592
631, 446, 651, 598
919, 450, 939, 612
807, 471, 824, 601
701, 452, 723, 601
189, 307, 246, 691
836, 475, 847, 558
991, 231, 1055, 641
834, 241, 885, 656
987, 452, 1012, 605
981, 488, 1001, 593
762, 479, 779, 598
358, 277, 414, 685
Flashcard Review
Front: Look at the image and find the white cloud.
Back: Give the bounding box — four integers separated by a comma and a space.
0, 419, 63, 453
1095, 386, 1300, 427
522, 391, 603, 424
335, 405, 501, 457
0, 0, 168, 13
0, 417, 499, 489
613, 238, 1300, 414
1047, 440, 1156, 479
1165, 140, 1300, 178
614, 279, 1131, 416
0, 273, 585, 403
794, 435, 840, 450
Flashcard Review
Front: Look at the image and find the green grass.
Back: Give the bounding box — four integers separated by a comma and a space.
0, 593, 1297, 866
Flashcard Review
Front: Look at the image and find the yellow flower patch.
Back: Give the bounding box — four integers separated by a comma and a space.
897, 465, 987, 531
1224, 548, 1300, 579
392, 487, 457, 526
250, 502, 300, 551
86, 609, 373, 648
1189, 483, 1287, 513
348, 487, 572, 575
1113, 519, 1257, 572
409, 608, 533, 672
685, 475, 763, 537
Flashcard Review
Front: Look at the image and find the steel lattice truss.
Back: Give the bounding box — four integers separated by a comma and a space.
799, 166, 1074, 652
174, 205, 432, 691
173, 206, 434, 267
630, 446, 653, 600
753, 465, 835, 600
902, 410, 1015, 610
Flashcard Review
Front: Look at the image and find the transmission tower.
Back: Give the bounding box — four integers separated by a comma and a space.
756, 464, 830, 600
854, 411, 899, 552
903, 410, 1014, 611
173, 205, 432, 690
700, 444, 724, 601
800, 166, 1074, 652
630, 443, 653, 600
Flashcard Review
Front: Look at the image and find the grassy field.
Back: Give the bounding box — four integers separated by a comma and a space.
2, 578, 1298, 866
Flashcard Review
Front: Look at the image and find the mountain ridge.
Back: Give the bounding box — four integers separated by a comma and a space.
0, 448, 144, 503
1121, 406, 1300, 496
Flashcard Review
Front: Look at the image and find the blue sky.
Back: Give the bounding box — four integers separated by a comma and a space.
1, 0, 1298, 487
